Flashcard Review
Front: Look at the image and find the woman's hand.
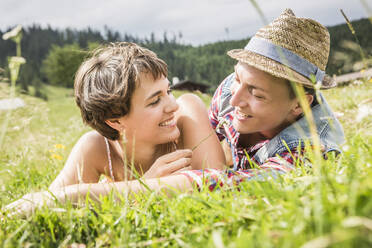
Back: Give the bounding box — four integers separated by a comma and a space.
2, 191, 55, 218
142, 149, 192, 179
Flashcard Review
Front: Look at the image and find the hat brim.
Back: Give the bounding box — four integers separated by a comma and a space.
227, 49, 336, 90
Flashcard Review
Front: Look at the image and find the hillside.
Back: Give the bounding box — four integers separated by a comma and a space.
0, 18, 371, 93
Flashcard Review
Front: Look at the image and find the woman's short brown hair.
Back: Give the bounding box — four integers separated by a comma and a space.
74, 42, 168, 140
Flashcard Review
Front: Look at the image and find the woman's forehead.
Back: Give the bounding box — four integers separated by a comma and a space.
134, 73, 168, 99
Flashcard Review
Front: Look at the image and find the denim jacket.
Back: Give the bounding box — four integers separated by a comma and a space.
252, 93, 345, 164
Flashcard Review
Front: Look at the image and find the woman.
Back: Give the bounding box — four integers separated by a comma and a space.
4, 42, 225, 216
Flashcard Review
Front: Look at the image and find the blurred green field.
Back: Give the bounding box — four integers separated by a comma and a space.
0, 81, 372, 247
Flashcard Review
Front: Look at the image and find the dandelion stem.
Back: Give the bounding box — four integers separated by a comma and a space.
192, 131, 214, 151
340, 9, 368, 71
192, 119, 227, 151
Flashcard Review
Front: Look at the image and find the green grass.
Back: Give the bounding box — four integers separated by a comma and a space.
0, 81, 372, 247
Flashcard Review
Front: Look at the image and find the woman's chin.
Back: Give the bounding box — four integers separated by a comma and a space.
167, 127, 181, 141
154, 126, 180, 144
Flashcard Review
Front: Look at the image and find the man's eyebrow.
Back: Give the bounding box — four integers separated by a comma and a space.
248, 84, 266, 92
234, 65, 239, 76
234, 66, 266, 92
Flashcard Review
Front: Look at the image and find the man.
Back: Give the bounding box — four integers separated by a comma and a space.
182, 9, 345, 190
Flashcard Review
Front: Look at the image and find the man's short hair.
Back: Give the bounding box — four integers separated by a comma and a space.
286, 80, 317, 108
287, 80, 315, 99
74, 42, 168, 140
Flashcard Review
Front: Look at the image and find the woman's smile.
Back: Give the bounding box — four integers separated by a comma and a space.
159, 116, 177, 128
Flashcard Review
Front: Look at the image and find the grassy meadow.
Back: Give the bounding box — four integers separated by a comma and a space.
0, 80, 372, 247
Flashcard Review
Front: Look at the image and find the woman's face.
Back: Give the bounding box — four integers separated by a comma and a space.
121, 73, 180, 145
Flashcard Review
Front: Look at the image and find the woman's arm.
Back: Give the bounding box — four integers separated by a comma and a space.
4, 174, 192, 218
176, 93, 226, 170
59, 174, 192, 202
49, 131, 106, 191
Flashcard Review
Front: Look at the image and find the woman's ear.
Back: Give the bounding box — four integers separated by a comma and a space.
105, 118, 125, 132
291, 94, 314, 117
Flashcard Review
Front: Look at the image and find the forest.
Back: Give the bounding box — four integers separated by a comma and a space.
0, 18, 371, 96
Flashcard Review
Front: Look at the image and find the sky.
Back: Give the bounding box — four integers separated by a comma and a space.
0, 0, 370, 46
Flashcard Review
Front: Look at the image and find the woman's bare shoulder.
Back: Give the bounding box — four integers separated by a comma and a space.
72, 131, 110, 174
176, 93, 206, 111
77, 131, 106, 155
49, 131, 107, 189
80, 130, 104, 142
175, 93, 226, 169
176, 93, 206, 123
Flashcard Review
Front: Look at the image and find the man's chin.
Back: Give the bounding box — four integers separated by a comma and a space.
232, 120, 253, 134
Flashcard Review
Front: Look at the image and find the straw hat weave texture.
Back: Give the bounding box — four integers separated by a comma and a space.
228, 9, 335, 89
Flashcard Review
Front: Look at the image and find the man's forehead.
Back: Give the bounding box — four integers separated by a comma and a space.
234, 63, 268, 91
235, 62, 289, 92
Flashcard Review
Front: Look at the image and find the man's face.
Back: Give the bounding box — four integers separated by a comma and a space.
229, 62, 299, 139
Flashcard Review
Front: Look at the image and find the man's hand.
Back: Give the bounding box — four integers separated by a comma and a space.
143, 149, 192, 179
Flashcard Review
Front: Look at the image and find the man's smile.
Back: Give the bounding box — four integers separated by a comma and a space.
234, 109, 253, 121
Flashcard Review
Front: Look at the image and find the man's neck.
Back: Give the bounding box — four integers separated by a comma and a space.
238, 133, 268, 148
238, 119, 296, 148
260, 118, 297, 141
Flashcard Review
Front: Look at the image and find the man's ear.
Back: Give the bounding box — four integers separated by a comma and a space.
292, 94, 314, 116
105, 118, 125, 131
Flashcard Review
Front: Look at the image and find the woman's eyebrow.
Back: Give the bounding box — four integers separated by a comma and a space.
146, 81, 171, 101
146, 90, 162, 101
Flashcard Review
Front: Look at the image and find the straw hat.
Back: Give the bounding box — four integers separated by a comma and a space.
228, 9, 336, 89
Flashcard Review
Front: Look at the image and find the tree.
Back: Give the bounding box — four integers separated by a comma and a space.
1, 18, 370, 91
41, 43, 87, 88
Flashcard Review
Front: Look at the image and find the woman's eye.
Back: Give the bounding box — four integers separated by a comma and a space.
149, 97, 160, 106
167, 88, 173, 95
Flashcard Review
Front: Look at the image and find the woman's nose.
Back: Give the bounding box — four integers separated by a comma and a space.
229, 83, 247, 108
164, 94, 179, 113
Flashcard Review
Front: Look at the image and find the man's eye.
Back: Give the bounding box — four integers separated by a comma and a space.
230, 82, 238, 94
254, 94, 264, 99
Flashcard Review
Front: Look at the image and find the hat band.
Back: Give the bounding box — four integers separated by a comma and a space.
244, 37, 325, 82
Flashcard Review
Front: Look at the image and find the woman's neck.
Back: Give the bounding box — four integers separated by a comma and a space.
121, 137, 159, 175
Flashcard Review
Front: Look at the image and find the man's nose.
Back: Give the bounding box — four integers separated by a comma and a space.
230, 83, 247, 108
